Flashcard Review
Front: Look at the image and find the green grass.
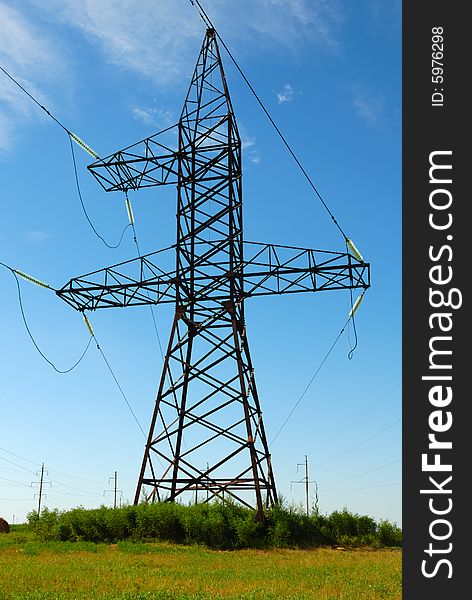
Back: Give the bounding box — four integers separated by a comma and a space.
0, 534, 401, 599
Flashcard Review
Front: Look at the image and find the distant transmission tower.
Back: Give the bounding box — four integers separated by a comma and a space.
57, 29, 370, 519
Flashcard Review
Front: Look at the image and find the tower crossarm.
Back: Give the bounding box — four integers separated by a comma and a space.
55, 246, 178, 311
240, 242, 370, 298
87, 124, 181, 193
55, 241, 369, 312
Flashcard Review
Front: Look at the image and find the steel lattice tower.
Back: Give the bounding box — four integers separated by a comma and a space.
57, 29, 370, 518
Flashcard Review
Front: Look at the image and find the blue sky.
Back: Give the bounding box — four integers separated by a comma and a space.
0, 0, 401, 525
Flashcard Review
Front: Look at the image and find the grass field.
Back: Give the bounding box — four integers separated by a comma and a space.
0, 533, 401, 600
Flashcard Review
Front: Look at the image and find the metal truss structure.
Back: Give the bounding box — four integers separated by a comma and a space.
56, 28, 370, 518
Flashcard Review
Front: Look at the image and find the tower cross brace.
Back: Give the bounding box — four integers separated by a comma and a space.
57, 29, 370, 518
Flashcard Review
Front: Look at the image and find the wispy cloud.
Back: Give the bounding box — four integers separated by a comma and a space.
0, 3, 68, 153
1, 1, 345, 152
277, 84, 294, 104
23, 230, 52, 243
352, 87, 384, 124
32, 0, 345, 85
239, 123, 261, 165
131, 106, 175, 128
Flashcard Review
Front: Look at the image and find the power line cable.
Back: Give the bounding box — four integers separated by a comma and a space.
0, 64, 130, 249
93, 331, 170, 470
270, 317, 349, 446
0, 475, 33, 489
0, 66, 70, 133
347, 286, 358, 360
47, 477, 99, 497
128, 216, 165, 359
0, 456, 35, 474
89, 331, 147, 439
0, 388, 83, 454
0, 447, 39, 467
47, 468, 103, 486
0, 498, 35, 502
1, 258, 148, 457
69, 136, 132, 249
189, 0, 348, 240
190, 1, 367, 372
315, 383, 401, 451
85, 324, 165, 469
1, 262, 93, 373
319, 458, 402, 489
317, 417, 402, 466
322, 481, 401, 493
0, 446, 102, 486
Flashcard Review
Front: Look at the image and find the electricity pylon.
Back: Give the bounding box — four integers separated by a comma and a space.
56, 28, 370, 519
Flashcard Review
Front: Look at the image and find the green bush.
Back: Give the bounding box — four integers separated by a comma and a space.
234, 512, 266, 548
377, 519, 402, 547
26, 508, 60, 541
27, 502, 401, 549
134, 502, 185, 543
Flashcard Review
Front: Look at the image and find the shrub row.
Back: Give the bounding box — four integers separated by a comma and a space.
27, 503, 402, 549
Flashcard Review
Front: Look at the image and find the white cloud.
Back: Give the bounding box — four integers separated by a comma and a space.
23, 230, 52, 243
31, 0, 345, 85
0, 3, 68, 153
353, 88, 384, 124
1, 0, 345, 152
131, 106, 175, 129
240, 127, 256, 151
239, 123, 261, 165
31, 0, 203, 85
277, 83, 294, 104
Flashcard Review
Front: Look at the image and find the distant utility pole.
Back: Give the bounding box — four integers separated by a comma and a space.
104, 471, 122, 509
31, 462, 51, 516
290, 455, 316, 516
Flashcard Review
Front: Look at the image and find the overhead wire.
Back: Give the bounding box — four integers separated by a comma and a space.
322, 481, 401, 493
95, 340, 147, 439
127, 204, 165, 360
0, 388, 84, 454
314, 383, 401, 451
69, 137, 132, 249
0, 446, 104, 489
0, 65, 70, 133
0, 446, 39, 467
189, 0, 348, 241
82, 313, 150, 440
317, 417, 402, 466
0, 64, 130, 249
0, 262, 93, 374
319, 458, 402, 489
0, 67, 154, 435
189, 2, 369, 348
1, 259, 147, 445
0, 455, 35, 474
188, 1, 370, 447
269, 317, 350, 447
0, 475, 34, 489
347, 287, 359, 360
3, 13, 372, 487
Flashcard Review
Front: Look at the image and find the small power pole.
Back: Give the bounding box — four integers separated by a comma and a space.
104, 471, 122, 508
290, 455, 315, 516
112, 471, 117, 509
31, 463, 51, 516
